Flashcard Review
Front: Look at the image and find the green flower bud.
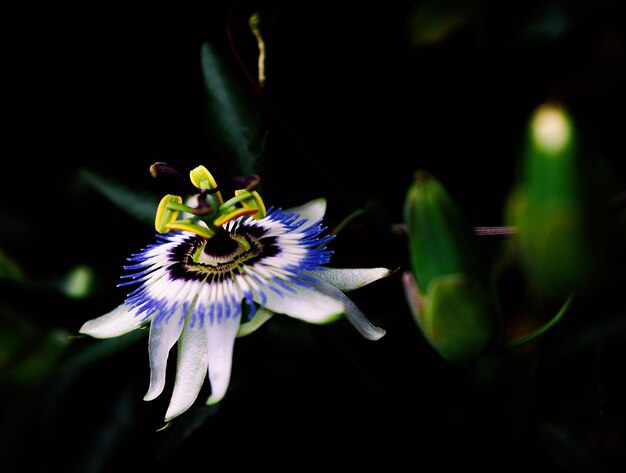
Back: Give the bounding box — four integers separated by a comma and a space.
407, 274, 494, 364
509, 102, 609, 297
404, 171, 480, 290
403, 171, 495, 364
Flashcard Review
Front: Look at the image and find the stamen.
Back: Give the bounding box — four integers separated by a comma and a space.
213, 208, 259, 227
220, 191, 255, 209
166, 221, 215, 239
235, 189, 267, 219
155, 195, 183, 234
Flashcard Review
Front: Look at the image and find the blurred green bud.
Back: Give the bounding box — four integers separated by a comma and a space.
403, 171, 495, 364
509, 102, 609, 297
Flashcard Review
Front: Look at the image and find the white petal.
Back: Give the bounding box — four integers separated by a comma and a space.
164, 321, 209, 422
143, 316, 184, 401
308, 267, 392, 292
79, 304, 145, 339
236, 307, 274, 337
286, 198, 326, 230
308, 279, 386, 341
256, 284, 344, 324
205, 315, 241, 405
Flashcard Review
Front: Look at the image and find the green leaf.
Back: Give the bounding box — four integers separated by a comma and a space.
409, 0, 484, 46
0, 316, 71, 385
200, 42, 264, 177
80, 168, 160, 225
71, 387, 138, 473
0, 249, 25, 283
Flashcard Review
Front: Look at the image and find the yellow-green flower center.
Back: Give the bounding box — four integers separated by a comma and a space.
154, 165, 267, 241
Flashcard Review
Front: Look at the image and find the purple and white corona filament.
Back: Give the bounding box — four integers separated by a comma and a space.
80, 165, 390, 423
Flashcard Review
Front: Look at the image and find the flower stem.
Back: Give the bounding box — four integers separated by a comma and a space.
505, 292, 575, 350
331, 208, 367, 236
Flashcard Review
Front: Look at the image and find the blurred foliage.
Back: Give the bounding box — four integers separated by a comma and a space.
80, 169, 162, 226
2, 0, 625, 472
200, 42, 265, 177
507, 102, 612, 298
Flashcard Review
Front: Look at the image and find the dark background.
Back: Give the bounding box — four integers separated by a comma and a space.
2, 1, 625, 471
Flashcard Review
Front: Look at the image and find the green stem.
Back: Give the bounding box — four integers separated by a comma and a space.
505, 292, 575, 350
331, 208, 367, 236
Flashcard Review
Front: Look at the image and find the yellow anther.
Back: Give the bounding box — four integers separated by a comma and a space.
213, 208, 259, 227
235, 189, 267, 219
165, 221, 215, 239
155, 195, 183, 234
189, 165, 223, 205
